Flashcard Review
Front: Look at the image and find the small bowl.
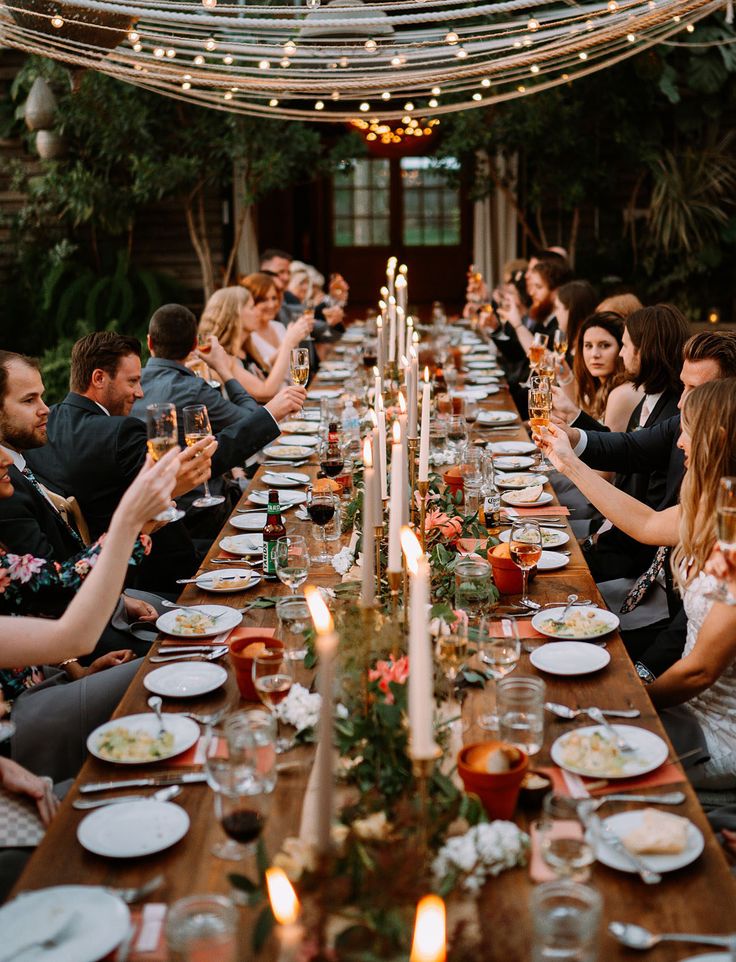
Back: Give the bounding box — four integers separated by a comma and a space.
518, 769, 553, 809
458, 740, 529, 819
228, 633, 283, 701
443, 467, 464, 500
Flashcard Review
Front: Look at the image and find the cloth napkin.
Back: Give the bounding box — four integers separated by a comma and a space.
168, 735, 228, 768
502, 506, 571, 518
0, 785, 45, 847
486, 618, 545, 640
105, 904, 168, 962
538, 763, 686, 799
529, 819, 584, 883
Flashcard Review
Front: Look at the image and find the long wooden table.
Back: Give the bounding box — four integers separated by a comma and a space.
11, 336, 736, 960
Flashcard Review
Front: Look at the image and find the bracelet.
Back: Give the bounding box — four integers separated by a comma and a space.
58, 657, 79, 667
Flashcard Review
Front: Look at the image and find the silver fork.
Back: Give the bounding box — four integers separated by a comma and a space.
545, 702, 640, 720
150, 646, 228, 664
583, 791, 686, 813
586, 707, 636, 753
107, 873, 165, 904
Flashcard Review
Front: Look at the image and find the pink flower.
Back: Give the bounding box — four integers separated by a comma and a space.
369, 656, 410, 703
5, 554, 44, 583
0, 569, 9, 594
451, 609, 469, 631
424, 508, 462, 542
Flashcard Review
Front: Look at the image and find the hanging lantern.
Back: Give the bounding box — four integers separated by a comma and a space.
24, 76, 56, 131
35, 129, 66, 160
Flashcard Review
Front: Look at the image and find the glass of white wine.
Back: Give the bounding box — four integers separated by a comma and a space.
706, 476, 736, 605
510, 520, 543, 610
145, 403, 185, 523
477, 618, 520, 731
528, 373, 553, 473
537, 794, 597, 882
252, 651, 295, 753
290, 347, 310, 417
274, 535, 309, 594
183, 404, 224, 509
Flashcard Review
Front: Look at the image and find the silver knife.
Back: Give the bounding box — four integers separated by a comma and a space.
79, 772, 207, 793
156, 644, 227, 653
595, 818, 662, 884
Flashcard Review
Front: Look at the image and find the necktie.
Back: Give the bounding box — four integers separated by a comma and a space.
620, 545, 669, 613
21, 467, 85, 549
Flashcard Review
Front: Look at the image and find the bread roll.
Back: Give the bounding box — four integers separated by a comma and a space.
622, 809, 688, 855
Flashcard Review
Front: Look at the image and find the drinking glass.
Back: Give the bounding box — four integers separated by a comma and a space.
510, 520, 542, 609
477, 618, 520, 731
529, 373, 553, 472
318, 438, 344, 479
536, 794, 596, 882
497, 675, 545, 756
145, 403, 185, 523
166, 895, 238, 962
530, 880, 601, 962
436, 629, 468, 717
290, 348, 310, 417
553, 328, 568, 358
252, 650, 295, 753
447, 415, 468, 460
183, 405, 225, 509
454, 556, 494, 616
538, 350, 556, 382
524, 332, 549, 388
276, 595, 310, 661
224, 709, 278, 792
464, 398, 479, 426
274, 535, 309, 594
705, 476, 736, 604
306, 485, 336, 564
430, 416, 449, 464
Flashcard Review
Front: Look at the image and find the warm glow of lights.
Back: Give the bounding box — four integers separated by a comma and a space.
393, 420, 401, 444
607, 0, 618, 10
398, 392, 407, 414
166, 49, 176, 58
363, 436, 373, 468
205, 37, 216, 51
51, 15, 64, 27
528, 17, 539, 31
360, 102, 370, 112
128, 30, 139, 41
280, 57, 291, 68
269, 98, 279, 107
315, 101, 325, 110
284, 40, 296, 55
182, 81, 192, 90
305, 586, 333, 635
445, 30, 459, 45
258, 59, 270, 69
686, 22, 695, 31
455, 46, 467, 58
265, 868, 300, 925
627, 32, 636, 41
530, 64, 539, 74
194, 54, 205, 65
424, 366, 430, 383
223, 54, 233, 64
331, 90, 340, 100
404, 101, 414, 111
365, 38, 377, 52
401, 526, 422, 575
411, 895, 446, 962
381, 91, 391, 100
153, 46, 165, 57
133, 42, 142, 51
428, 98, 438, 108
339, 56, 349, 67
395, 275, 407, 291
472, 92, 482, 100
579, 51, 588, 60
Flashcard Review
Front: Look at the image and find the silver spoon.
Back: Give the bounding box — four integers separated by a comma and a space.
545, 702, 640, 720
608, 922, 736, 951
587, 707, 636, 753
147, 695, 166, 736
150, 646, 229, 664
554, 593, 578, 624
73, 785, 181, 811
584, 791, 685, 813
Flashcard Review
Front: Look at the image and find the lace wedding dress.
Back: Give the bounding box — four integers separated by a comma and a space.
682, 571, 736, 788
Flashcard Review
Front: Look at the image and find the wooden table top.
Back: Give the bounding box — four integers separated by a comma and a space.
11, 334, 736, 960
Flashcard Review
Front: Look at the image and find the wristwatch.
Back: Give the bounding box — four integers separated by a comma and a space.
635, 661, 656, 685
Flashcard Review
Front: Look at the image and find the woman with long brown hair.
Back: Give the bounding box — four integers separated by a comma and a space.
540, 378, 736, 787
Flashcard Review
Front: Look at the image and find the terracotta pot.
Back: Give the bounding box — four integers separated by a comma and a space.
488, 552, 537, 595
444, 467, 464, 500
228, 633, 283, 701
458, 741, 529, 819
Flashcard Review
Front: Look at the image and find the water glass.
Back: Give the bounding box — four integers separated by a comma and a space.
224, 709, 278, 793
530, 880, 601, 962
166, 895, 238, 962
276, 595, 310, 661
454, 556, 494, 616
430, 416, 449, 463
536, 794, 596, 882
477, 618, 520, 731
274, 535, 309, 594
497, 675, 545, 756
447, 415, 468, 459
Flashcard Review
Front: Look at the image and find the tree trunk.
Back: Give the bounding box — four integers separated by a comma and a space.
184, 182, 216, 300
223, 204, 248, 287
535, 207, 548, 250
568, 207, 580, 269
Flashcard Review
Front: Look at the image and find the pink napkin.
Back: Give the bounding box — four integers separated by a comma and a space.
487, 619, 545, 640
103, 904, 168, 962
529, 819, 584, 883
538, 764, 686, 798
168, 735, 228, 768
502, 506, 570, 518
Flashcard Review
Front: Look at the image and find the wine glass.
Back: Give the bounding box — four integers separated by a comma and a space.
553, 328, 568, 359
436, 629, 468, 725
528, 373, 553, 473
306, 485, 336, 564
318, 439, 344, 480
252, 651, 295, 753
706, 477, 736, 604
447, 415, 468, 461
182, 405, 224, 509
464, 399, 479, 427
275, 535, 309, 594
537, 794, 596, 882
523, 331, 549, 388
289, 347, 309, 417
509, 520, 542, 609
145, 403, 185, 523
477, 618, 520, 731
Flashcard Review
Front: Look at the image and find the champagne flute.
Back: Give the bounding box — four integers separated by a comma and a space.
183, 405, 224, 509
306, 484, 336, 564
145, 403, 185, 523
289, 347, 309, 417
528, 373, 553, 473
477, 618, 520, 731
252, 651, 295, 753
437, 629, 468, 723
528, 332, 548, 373
510, 520, 542, 609
706, 477, 736, 604
274, 535, 309, 594
553, 328, 568, 359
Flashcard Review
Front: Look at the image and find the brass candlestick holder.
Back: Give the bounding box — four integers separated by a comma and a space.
411, 744, 443, 860
374, 523, 384, 599
418, 480, 429, 552
407, 436, 418, 523
387, 570, 401, 619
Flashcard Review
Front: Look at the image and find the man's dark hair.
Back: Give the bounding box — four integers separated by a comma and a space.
530, 258, 573, 292
683, 330, 736, 378
625, 304, 690, 395
259, 248, 293, 265
69, 332, 141, 394
0, 351, 40, 404
148, 304, 198, 360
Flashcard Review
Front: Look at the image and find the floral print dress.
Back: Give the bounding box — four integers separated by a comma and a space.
0, 534, 151, 702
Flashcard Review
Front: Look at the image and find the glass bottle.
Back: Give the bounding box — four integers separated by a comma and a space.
262, 489, 286, 580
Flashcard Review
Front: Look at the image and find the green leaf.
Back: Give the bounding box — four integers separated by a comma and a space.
256, 836, 269, 883
252, 906, 275, 953
658, 64, 680, 104
688, 53, 728, 94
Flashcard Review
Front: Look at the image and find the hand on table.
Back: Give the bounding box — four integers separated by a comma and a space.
0, 758, 59, 826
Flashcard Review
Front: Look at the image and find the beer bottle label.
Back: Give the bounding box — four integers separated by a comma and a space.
263, 539, 277, 577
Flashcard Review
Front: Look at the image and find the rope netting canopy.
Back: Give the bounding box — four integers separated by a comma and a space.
0, 0, 724, 120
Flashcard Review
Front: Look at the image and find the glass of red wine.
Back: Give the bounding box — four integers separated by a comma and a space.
319, 438, 345, 480
306, 483, 337, 565
252, 651, 295, 753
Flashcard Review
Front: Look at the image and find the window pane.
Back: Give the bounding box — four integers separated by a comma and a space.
332, 159, 390, 248
400, 156, 461, 247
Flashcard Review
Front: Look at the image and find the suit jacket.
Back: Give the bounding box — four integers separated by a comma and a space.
0, 464, 81, 560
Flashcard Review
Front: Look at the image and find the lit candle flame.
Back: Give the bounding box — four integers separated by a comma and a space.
393, 420, 402, 444
387, 256, 397, 270
369, 408, 378, 427
424, 366, 430, 383
380, 285, 389, 298
379, 300, 387, 311
265, 867, 300, 925
400, 526, 422, 574
413, 332, 420, 346
398, 392, 407, 413
399, 263, 408, 276
395, 275, 407, 290
410, 895, 446, 962
305, 586, 334, 635
376, 316, 383, 329
363, 436, 373, 468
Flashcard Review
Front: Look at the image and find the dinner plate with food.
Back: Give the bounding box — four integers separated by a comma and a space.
497, 472, 549, 489
490, 440, 538, 455
277, 434, 320, 448
156, 605, 243, 638
194, 568, 261, 593
477, 410, 518, 426
278, 420, 320, 435
87, 712, 200, 764
465, 375, 501, 385
308, 388, 342, 399
499, 526, 570, 548
530, 641, 610, 676
551, 725, 669, 779
501, 486, 554, 507
144, 662, 228, 699
531, 605, 619, 640
595, 809, 704, 874
77, 800, 190, 858
260, 471, 311, 488
493, 455, 536, 471
263, 444, 314, 460
228, 514, 268, 533
248, 489, 307, 507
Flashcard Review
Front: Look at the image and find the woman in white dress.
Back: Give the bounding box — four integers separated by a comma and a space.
541, 378, 736, 787
241, 272, 290, 372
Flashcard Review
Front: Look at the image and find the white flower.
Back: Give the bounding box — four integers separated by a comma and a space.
332, 546, 355, 576
352, 811, 389, 840
273, 682, 322, 732
432, 822, 529, 893
273, 835, 317, 882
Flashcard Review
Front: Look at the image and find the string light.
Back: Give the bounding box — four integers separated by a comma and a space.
223, 54, 233, 64
258, 59, 270, 69
331, 90, 340, 100
481, 78, 491, 87
472, 92, 482, 100
365, 38, 377, 53
193, 55, 205, 65
50, 15, 64, 27
686, 22, 695, 31
530, 64, 540, 73
404, 101, 414, 111
627, 32, 636, 41
280, 58, 291, 68
431, 87, 441, 96
528, 17, 540, 31
381, 91, 391, 100
428, 98, 438, 107
607, 0, 618, 11
127, 31, 139, 42
455, 46, 467, 58
269, 98, 279, 106
204, 37, 216, 51
445, 30, 459, 45
579, 50, 588, 59
315, 100, 324, 110
284, 40, 296, 56
360, 101, 370, 111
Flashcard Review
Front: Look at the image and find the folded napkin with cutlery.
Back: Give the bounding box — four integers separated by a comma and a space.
539, 764, 686, 799
103, 904, 167, 962
486, 618, 545, 640
502, 506, 571, 518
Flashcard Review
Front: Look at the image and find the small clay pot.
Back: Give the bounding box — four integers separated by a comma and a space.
444, 467, 464, 500
458, 740, 529, 819
228, 632, 284, 701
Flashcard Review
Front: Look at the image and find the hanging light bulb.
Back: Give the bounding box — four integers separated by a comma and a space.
404, 101, 414, 111
472, 92, 482, 101
280, 58, 291, 68
205, 37, 216, 51
627, 32, 636, 41
182, 80, 191, 90
153, 46, 165, 57
686, 22, 695, 31
133, 42, 142, 51
306, 0, 321, 8
381, 91, 391, 100
530, 64, 539, 74
365, 38, 377, 53
284, 40, 296, 56
455, 46, 467, 58
331, 90, 340, 100
607, 0, 618, 11
527, 17, 539, 31
166, 48, 176, 58
128, 30, 139, 42
202, 0, 217, 7
359, 101, 370, 111
339, 56, 349, 67
51, 15, 64, 27
194, 54, 205, 65
579, 50, 588, 59
258, 59, 270, 69
223, 54, 233, 64
445, 30, 459, 45
431, 86, 441, 96
269, 98, 279, 106
428, 98, 438, 108
481, 78, 491, 87
315, 100, 324, 110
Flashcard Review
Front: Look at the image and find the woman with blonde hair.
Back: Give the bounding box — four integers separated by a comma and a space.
240, 272, 311, 377
540, 378, 736, 787
198, 285, 309, 402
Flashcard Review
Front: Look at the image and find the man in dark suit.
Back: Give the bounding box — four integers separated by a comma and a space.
130, 304, 305, 535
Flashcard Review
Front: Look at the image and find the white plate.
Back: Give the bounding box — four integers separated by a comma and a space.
499, 527, 570, 548
490, 440, 538, 455
248, 489, 307, 507
493, 455, 536, 471
278, 434, 320, 447
501, 490, 554, 507
319, 369, 352, 381
0, 886, 130, 962
77, 800, 190, 858
530, 641, 611, 676
261, 471, 310, 488
278, 420, 320, 434
156, 604, 243, 638
308, 388, 342, 399
677, 956, 730, 961
478, 410, 518, 425
301, 409, 321, 420
144, 661, 228, 698
465, 375, 500, 385
195, 568, 261, 593
532, 605, 620, 640
87, 712, 200, 764
452, 388, 489, 400
263, 444, 314, 460
220, 532, 263, 554
497, 472, 549, 489
551, 724, 669, 779
596, 810, 704, 874
536, 550, 570, 571
228, 514, 267, 533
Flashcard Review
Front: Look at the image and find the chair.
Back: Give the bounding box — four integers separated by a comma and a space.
40, 486, 91, 546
